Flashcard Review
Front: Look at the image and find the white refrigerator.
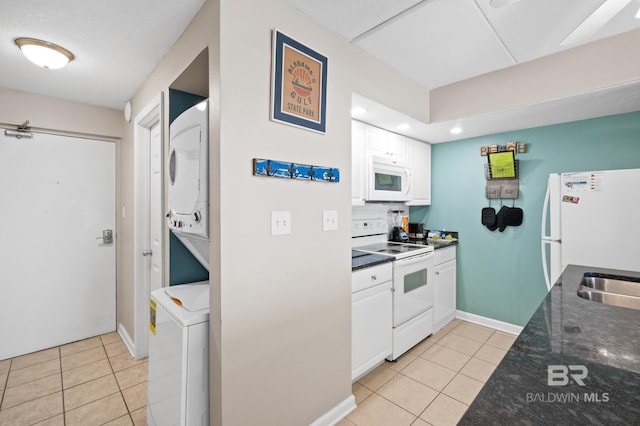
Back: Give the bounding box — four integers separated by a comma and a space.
541, 168, 640, 291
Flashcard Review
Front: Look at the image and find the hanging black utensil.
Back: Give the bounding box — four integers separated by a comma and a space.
497, 205, 509, 232
482, 200, 497, 231
505, 200, 523, 226
481, 207, 496, 226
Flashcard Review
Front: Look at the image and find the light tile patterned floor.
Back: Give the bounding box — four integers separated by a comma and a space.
0, 319, 515, 426
0, 333, 147, 425
340, 319, 517, 426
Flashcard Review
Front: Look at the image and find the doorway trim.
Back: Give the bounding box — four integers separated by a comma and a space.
133, 92, 164, 359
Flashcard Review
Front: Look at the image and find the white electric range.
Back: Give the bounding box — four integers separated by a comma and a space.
352, 218, 435, 360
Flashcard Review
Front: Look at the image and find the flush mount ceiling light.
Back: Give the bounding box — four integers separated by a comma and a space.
450, 126, 463, 135
15, 37, 74, 69
397, 123, 411, 131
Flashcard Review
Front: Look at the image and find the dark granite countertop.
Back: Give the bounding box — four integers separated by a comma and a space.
351, 250, 393, 271
409, 238, 458, 250
408, 230, 458, 250
459, 265, 640, 425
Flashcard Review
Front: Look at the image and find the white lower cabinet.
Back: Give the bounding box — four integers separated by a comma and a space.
352, 263, 393, 381
433, 246, 457, 332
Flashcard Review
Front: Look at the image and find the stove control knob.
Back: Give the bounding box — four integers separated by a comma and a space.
193, 211, 201, 223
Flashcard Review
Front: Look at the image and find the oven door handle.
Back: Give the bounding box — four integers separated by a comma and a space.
395, 253, 433, 266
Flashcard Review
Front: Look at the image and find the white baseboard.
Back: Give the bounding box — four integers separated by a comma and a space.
310, 394, 356, 426
455, 310, 523, 335
117, 323, 137, 358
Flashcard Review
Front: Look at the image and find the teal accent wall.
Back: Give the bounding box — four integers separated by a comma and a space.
411, 111, 640, 326
169, 232, 209, 285
169, 89, 209, 285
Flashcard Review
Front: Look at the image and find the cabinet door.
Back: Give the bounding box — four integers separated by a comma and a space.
365, 124, 388, 156
406, 138, 431, 206
352, 283, 392, 381
386, 132, 407, 162
351, 121, 367, 205
434, 259, 456, 330
365, 124, 408, 162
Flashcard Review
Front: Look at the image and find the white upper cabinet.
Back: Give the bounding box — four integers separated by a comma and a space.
405, 137, 431, 206
366, 125, 407, 162
351, 121, 367, 206
351, 121, 431, 206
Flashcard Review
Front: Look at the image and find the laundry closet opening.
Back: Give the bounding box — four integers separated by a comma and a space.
168, 48, 210, 285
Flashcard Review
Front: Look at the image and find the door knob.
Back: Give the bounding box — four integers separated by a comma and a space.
142, 249, 153, 256
96, 229, 113, 244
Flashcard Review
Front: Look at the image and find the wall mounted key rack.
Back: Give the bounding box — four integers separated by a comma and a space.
253, 158, 340, 183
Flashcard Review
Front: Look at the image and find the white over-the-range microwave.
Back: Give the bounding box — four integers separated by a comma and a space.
367, 155, 413, 202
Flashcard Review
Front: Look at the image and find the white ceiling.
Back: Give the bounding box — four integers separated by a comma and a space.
287, 0, 640, 89
0, 0, 205, 110
287, 0, 640, 142
1, 0, 639, 142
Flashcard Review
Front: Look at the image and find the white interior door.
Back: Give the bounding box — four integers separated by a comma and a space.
0, 130, 115, 360
149, 123, 163, 293
134, 93, 164, 359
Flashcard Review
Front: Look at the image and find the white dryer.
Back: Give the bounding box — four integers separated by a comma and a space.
148, 282, 210, 426
167, 100, 209, 270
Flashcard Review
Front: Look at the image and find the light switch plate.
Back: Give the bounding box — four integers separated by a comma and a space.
323, 210, 338, 231
271, 211, 291, 235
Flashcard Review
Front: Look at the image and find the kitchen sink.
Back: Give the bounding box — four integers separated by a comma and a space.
577, 273, 640, 311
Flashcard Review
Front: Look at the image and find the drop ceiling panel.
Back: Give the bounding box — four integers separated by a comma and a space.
587, 1, 640, 41
285, 0, 423, 40
477, 0, 640, 63
355, 0, 516, 88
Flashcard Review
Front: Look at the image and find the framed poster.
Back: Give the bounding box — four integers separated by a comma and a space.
271, 30, 327, 133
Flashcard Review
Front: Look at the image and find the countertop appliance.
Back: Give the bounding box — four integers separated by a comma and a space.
148, 282, 210, 426
352, 217, 435, 360
391, 226, 409, 242
167, 100, 209, 270
541, 168, 640, 290
367, 155, 413, 202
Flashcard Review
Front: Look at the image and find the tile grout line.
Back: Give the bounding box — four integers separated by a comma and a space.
102, 334, 128, 425
411, 329, 498, 418
0, 334, 140, 425
102, 334, 139, 425
405, 335, 475, 422
357, 362, 465, 423
351, 321, 505, 426
0, 358, 9, 412
58, 346, 66, 426
61, 336, 126, 424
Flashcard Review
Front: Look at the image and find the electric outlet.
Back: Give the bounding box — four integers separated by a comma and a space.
323, 210, 338, 231
271, 211, 291, 235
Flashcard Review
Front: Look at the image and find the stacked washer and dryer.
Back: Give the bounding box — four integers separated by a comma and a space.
148, 100, 211, 426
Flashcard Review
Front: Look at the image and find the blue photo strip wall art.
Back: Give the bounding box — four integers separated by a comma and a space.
253, 159, 339, 183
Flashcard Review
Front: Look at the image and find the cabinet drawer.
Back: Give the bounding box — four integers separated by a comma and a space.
434, 245, 456, 265
352, 263, 392, 293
